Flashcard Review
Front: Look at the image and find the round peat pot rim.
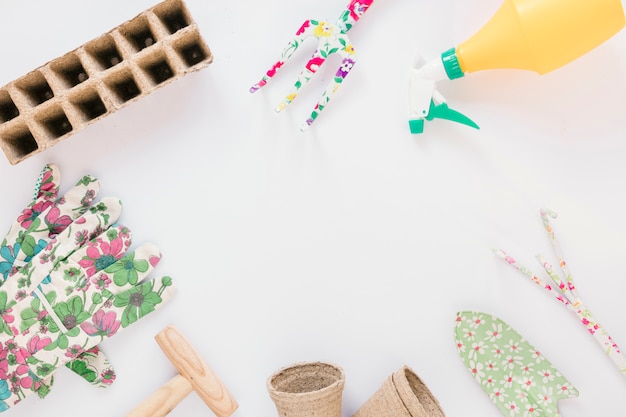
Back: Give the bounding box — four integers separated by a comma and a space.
268, 361, 345, 401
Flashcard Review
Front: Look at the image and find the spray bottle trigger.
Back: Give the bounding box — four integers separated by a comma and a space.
409, 99, 479, 134
426, 100, 480, 130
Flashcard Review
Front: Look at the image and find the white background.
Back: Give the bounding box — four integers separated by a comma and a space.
1, 0, 626, 415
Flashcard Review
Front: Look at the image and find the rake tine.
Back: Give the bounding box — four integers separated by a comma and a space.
250, 20, 318, 93
250, 0, 376, 128
300, 56, 356, 131
275, 50, 328, 112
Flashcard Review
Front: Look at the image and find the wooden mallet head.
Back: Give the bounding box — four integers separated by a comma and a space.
126, 324, 238, 417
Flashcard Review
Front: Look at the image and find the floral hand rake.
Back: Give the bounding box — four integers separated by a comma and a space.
493, 208, 626, 375
249, 0, 375, 131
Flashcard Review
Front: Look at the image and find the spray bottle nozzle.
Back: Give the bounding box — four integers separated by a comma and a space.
408, 52, 479, 134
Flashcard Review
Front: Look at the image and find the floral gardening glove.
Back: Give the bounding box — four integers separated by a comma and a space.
0, 205, 174, 411
0, 163, 97, 276
0, 164, 117, 394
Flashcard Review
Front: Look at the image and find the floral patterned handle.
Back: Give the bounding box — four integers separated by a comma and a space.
335, 0, 375, 33
493, 208, 626, 375
0, 164, 115, 394
249, 1, 375, 130
455, 311, 579, 417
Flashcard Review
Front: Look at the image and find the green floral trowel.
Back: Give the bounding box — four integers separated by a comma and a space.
455, 311, 579, 416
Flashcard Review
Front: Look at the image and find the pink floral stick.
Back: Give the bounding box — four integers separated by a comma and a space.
493, 208, 626, 375
249, 0, 375, 131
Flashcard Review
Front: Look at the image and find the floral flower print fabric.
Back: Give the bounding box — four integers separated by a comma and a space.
0, 164, 115, 394
0, 164, 175, 411
0, 218, 174, 411
455, 311, 578, 417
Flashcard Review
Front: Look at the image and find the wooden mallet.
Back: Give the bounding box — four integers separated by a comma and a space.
126, 324, 238, 417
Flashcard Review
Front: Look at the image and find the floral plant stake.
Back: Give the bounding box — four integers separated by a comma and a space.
250, 0, 375, 131
455, 311, 579, 417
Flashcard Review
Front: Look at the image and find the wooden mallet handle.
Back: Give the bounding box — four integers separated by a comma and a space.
126, 325, 238, 417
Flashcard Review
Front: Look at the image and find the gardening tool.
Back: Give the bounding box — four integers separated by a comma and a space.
249, 0, 375, 131
126, 324, 238, 417
493, 208, 626, 375
455, 311, 579, 416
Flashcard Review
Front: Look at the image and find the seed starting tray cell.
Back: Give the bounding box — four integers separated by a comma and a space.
0, 0, 213, 165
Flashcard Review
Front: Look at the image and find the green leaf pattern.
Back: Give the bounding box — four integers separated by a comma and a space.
0, 224, 174, 409
0, 165, 174, 410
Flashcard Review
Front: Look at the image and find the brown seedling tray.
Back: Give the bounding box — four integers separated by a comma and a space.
0, 0, 213, 165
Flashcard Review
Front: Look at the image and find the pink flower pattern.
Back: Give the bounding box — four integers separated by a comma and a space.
80, 310, 121, 337
43, 207, 72, 236
78, 237, 126, 278
456, 312, 579, 416
296, 20, 310, 35
16, 201, 53, 230
347, 0, 374, 22
0, 165, 147, 410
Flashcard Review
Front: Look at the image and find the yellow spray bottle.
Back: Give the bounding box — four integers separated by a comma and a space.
409, 0, 626, 133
